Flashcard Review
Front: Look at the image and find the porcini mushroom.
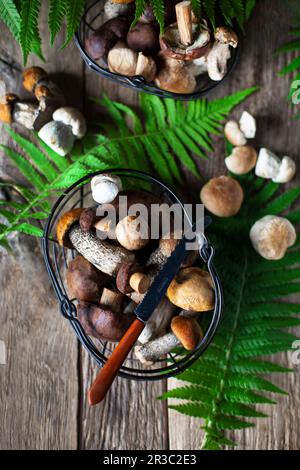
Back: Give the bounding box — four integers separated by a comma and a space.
224, 120, 247, 147
108, 42, 156, 82
38, 120, 75, 156
239, 111, 256, 139
91, 173, 122, 205
214, 26, 238, 48
200, 176, 244, 217
154, 54, 196, 94
53, 107, 87, 139
100, 287, 126, 312
116, 262, 150, 294
66, 255, 111, 303
116, 215, 149, 251
135, 315, 203, 364
255, 148, 296, 183
160, 1, 211, 61
250, 215, 296, 260
104, 0, 135, 20
127, 21, 160, 55
206, 41, 231, 81
77, 301, 135, 342
85, 16, 131, 60
23, 66, 65, 111
56, 208, 84, 248
225, 146, 258, 175
0, 93, 39, 129
167, 267, 215, 312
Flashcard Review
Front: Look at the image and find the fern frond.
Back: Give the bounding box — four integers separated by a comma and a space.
0, 0, 21, 40
63, 0, 85, 47
48, 0, 66, 46
19, 0, 41, 64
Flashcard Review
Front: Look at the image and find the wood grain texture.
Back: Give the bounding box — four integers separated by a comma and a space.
0, 0, 300, 451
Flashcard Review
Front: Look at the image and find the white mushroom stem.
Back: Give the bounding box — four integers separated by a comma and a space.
100, 287, 125, 312
176, 1, 193, 46
207, 42, 231, 81
135, 332, 181, 365
138, 297, 177, 344
12, 102, 40, 129
69, 225, 135, 276
255, 148, 296, 183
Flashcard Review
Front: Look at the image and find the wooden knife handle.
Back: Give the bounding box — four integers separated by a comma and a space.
88, 318, 145, 406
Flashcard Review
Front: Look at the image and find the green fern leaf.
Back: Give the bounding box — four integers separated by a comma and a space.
48, 0, 66, 45
150, 0, 165, 33
0, 0, 21, 40
19, 0, 41, 64
63, 0, 84, 46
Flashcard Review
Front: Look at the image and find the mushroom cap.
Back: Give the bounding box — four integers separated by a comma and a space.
116, 215, 150, 251
250, 215, 296, 260
38, 120, 75, 156
53, 107, 87, 139
272, 156, 296, 184
85, 28, 117, 60
239, 111, 256, 139
116, 261, 138, 293
215, 26, 238, 48
135, 52, 157, 82
113, 0, 134, 3
77, 301, 135, 342
127, 21, 160, 55
224, 120, 247, 147
225, 145, 258, 175
91, 173, 122, 204
0, 93, 18, 123
167, 267, 215, 312
23, 66, 47, 92
154, 56, 197, 94
171, 315, 203, 350
160, 22, 211, 61
200, 176, 244, 218
79, 206, 97, 232
66, 255, 110, 303
56, 208, 84, 247
108, 41, 138, 76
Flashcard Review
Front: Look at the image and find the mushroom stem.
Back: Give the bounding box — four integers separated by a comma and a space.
100, 288, 125, 312
138, 297, 177, 344
129, 272, 150, 294
176, 1, 193, 46
135, 332, 181, 364
69, 225, 135, 276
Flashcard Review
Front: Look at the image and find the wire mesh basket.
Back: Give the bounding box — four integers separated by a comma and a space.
74, 0, 240, 101
42, 169, 223, 381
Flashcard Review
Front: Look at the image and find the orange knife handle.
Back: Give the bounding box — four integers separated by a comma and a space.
88, 318, 145, 406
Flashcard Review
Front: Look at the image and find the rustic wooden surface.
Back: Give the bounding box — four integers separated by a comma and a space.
0, 0, 299, 450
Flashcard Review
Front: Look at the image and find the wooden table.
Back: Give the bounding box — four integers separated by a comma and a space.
0, 0, 299, 450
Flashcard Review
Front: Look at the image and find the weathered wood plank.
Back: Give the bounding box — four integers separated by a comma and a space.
168, 0, 300, 450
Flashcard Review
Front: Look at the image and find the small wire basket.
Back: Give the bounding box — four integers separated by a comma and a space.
42, 169, 223, 381
74, 0, 240, 101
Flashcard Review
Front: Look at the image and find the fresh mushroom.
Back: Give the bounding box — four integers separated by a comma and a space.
135, 315, 203, 364
66, 255, 111, 303
77, 301, 135, 342
91, 173, 122, 204
56, 208, 84, 248
214, 26, 238, 48
127, 21, 160, 55
22, 66, 65, 111
0, 93, 39, 129
116, 261, 150, 294
108, 42, 157, 82
138, 297, 177, 344
99, 287, 126, 312
53, 107, 87, 139
200, 176, 244, 217
116, 215, 150, 251
85, 16, 131, 60
38, 120, 75, 156
250, 215, 296, 260
167, 267, 215, 312
104, 0, 135, 20
239, 111, 256, 139
225, 146, 258, 175
255, 148, 296, 183
224, 120, 247, 146
206, 41, 231, 81
154, 54, 196, 93
160, 1, 211, 61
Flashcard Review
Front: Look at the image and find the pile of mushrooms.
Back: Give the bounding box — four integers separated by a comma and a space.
85, 0, 239, 94
200, 111, 297, 261
0, 66, 87, 156
56, 173, 216, 365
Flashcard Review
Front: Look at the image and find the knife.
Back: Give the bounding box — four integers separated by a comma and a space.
88, 218, 211, 405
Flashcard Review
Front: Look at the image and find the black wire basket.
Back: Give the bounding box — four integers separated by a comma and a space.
42, 169, 223, 381
74, 0, 240, 101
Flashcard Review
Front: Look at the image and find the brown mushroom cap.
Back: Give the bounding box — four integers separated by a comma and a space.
79, 206, 97, 232
116, 262, 138, 293
23, 66, 47, 92
160, 22, 211, 61
200, 176, 244, 218
85, 17, 130, 60
171, 315, 203, 350
225, 146, 258, 175
0, 93, 18, 123
77, 301, 135, 342
116, 215, 150, 251
56, 208, 84, 248
167, 267, 215, 312
127, 21, 160, 55
154, 55, 197, 94
215, 26, 238, 48
66, 255, 111, 303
